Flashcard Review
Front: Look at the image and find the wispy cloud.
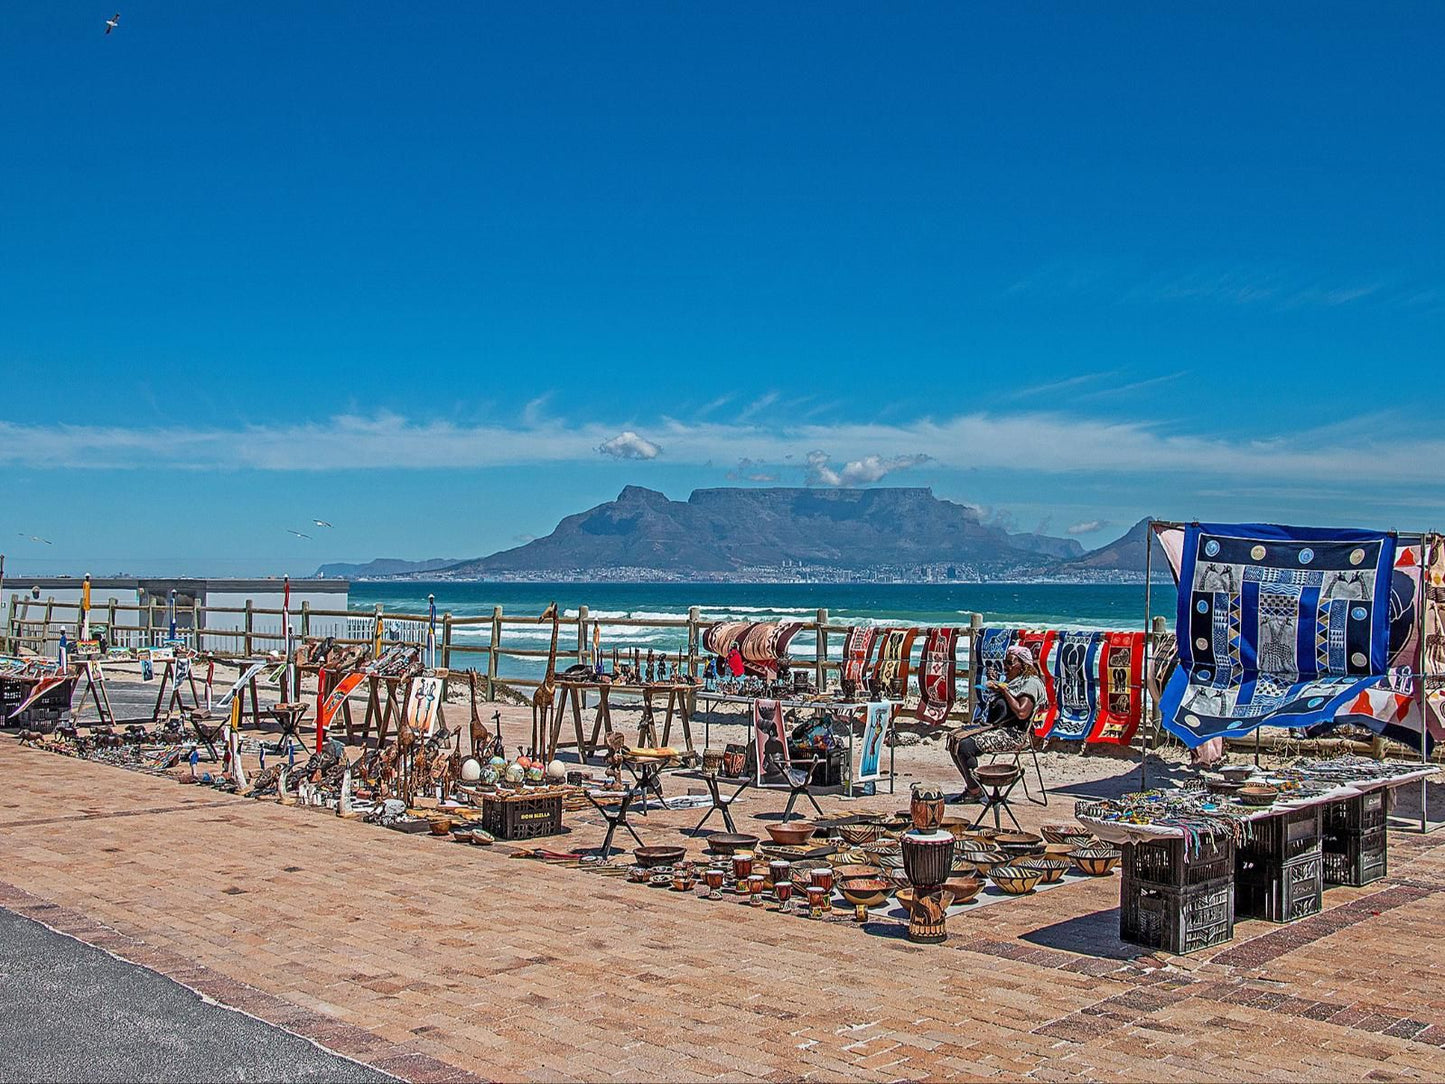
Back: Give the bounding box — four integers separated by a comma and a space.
1010, 260, 1431, 315
2, 409, 1444, 492
1077, 370, 1188, 400
1067, 520, 1108, 535
1004, 372, 1115, 401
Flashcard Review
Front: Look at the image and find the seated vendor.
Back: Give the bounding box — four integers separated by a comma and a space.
947, 645, 1044, 802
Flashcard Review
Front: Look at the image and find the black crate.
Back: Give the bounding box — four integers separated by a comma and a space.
1120, 875, 1235, 955
480, 791, 564, 839
787, 746, 845, 787
1236, 850, 1323, 923
1238, 805, 1321, 866
1322, 826, 1387, 887
1122, 834, 1234, 889
1322, 791, 1386, 835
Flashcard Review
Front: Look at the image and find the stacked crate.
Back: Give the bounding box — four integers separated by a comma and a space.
1119, 833, 1235, 954
1235, 806, 1323, 922
1321, 790, 1387, 887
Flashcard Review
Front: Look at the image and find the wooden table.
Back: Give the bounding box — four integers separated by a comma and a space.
547, 681, 698, 763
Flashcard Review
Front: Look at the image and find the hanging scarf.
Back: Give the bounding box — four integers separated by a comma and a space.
841, 626, 877, 686
915, 627, 958, 725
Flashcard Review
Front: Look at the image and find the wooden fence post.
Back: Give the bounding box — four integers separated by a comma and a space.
576, 605, 589, 668
5, 593, 15, 652
191, 598, 201, 650
965, 613, 982, 720
687, 606, 701, 680
487, 605, 502, 700
442, 612, 453, 669
43, 596, 54, 656
815, 608, 829, 692
301, 600, 311, 638
243, 599, 254, 656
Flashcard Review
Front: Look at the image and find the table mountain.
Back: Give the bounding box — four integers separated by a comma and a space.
440, 486, 1082, 576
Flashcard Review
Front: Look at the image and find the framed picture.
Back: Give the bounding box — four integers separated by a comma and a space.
752, 699, 791, 784
857, 702, 891, 782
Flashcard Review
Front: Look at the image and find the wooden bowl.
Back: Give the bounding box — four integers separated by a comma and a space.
893, 887, 958, 917
1019, 857, 1071, 884
989, 865, 1043, 895
634, 845, 687, 868
1238, 784, 1279, 807
830, 863, 880, 881
838, 877, 892, 908
976, 764, 1021, 789
428, 818, 453, 836
704, 833, 759, 855
1043, 842, 1076, 859
938, 818, 969, 839
943, 875, 983, 904
767, 822, 818, 846
1069, 847, 1121, 876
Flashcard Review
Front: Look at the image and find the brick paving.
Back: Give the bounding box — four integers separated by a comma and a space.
3, 739, 1445, 1081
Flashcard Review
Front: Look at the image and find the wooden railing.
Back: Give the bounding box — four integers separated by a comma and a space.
3, 593, 1168, 727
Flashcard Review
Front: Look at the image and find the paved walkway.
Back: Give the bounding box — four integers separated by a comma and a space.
2, 741, 1444, 1081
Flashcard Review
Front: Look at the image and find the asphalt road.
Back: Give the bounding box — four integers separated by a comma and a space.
0, 908, 393, 1083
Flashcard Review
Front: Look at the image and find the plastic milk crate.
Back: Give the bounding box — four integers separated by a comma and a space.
1322, 825, 1387, 887
1119, 875, 1235, 955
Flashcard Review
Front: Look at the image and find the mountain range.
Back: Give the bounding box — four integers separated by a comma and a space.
313, 486, 1157, 581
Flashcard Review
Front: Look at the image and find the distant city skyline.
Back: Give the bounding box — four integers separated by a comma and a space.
3, 4, 1442, 577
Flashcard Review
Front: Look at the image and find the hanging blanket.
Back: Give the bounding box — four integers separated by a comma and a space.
702, 621, 751, 657
915, 627, 958, 725
1015, 630, 1058, 731
1330, 538, 1444, 749
1086, 631, 1147, 745
738, 621, 804, 679
841, 626, 878, 687
1161, 523, 1396, 747
972, 627, 1014, 724
1040, 631, 1103, 740
871, 628, 918, 697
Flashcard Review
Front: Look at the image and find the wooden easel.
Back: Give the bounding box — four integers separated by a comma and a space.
69, 661, 117, 727
149, 659, 201, 724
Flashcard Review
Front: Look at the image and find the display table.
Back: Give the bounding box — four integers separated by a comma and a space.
1079, 765, 1438, 952
549, 681, 697, 762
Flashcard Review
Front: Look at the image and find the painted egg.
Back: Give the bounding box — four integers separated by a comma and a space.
460, 757, 483, 782
545, 759, 568, 781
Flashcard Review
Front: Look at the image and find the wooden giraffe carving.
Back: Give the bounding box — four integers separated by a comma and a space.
530, 602, 560, 756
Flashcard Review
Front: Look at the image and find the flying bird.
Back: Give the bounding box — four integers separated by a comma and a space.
104, 12, 120, 34
286, 529, 313, 540
312, 519, 333, 528
18, 533, 52, 545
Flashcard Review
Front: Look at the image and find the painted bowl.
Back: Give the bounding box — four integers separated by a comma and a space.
450, 827, 474, 843
861, 840, 902, 863
1069, 847, 1122, 876
767, 822, 818, 846
989, 865, 1044, 895
938, 818, 970, 839
1043, 842, 1077, 859
1019, 857, 1071, 883
468, 829, 495, 846
634, 845, 687, 868
1040, 822, 1086, 844
995, 831, 1045, 858
960, 849, 1011, 874
838, 877, 892, 908
836, 823, 882, 846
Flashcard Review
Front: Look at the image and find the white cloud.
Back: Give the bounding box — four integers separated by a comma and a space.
1, 409, 1444, 500
596, 431, 661, 460
1067, 520, 1108, 535
805, 451, 930, 487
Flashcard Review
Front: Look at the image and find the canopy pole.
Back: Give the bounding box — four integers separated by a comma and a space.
1420, 533, 1435, 833
1141, 518, 1154, 792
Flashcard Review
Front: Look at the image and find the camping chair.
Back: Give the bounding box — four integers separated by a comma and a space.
757, 758, 826, 823
984, 721, 1048, 807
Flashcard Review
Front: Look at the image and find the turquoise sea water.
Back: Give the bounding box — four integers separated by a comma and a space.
350, 581, 1178, 681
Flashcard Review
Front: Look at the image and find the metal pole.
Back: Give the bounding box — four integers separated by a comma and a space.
1142, 518, 1154, 792
1419, 533, 1434, 833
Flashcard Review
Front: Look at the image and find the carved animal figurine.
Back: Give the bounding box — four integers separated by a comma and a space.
530, 602, 561, 756
467, 671, 489, 757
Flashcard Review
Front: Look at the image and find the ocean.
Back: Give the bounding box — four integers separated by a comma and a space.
350, 581, 1178, 682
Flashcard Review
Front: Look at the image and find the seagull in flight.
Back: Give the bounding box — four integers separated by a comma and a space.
312, 519, 334, 528
18, 533, 53, 545
104, 12, 120, 34
286, 529, 313, 540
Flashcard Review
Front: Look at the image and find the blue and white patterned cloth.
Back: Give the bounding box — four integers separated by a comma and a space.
1161, 522, 1396, 747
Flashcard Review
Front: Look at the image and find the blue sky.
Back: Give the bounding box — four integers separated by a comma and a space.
2, 3, 1442, 575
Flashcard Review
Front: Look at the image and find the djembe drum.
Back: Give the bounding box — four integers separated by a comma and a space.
900, 830, 956, 895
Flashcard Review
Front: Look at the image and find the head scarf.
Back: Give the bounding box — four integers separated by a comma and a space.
1004, 644, 1038, 673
